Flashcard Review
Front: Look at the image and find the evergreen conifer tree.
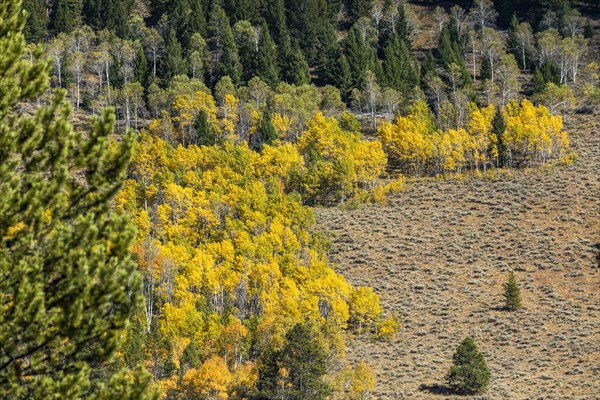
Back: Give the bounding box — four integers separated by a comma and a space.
344, 0, 374, 25
193, 109, 213, 146
532, 66, 546, 95
0, 1, 154, 397
22, 0, 48, 42
492, 106, 508, 167
256, 22, 280, 87
344, 26, 378, 89
134, 44, 148, 86
105, 0, 129, 37
284, 0, 320, 64
540, 58, 560, 86
503, 271, 522, 311
50, 0, 82, 34
421, 50, 438, 81
282, 42, 311, 85
256, 323, 331, 400
251, 109, 277, 151
208, 5, 242, 85
446, 337, 491, 395
161, 28, 187, 82
480, 55, 492, 81
507, 14, 519, 53
383, 33, 419, 95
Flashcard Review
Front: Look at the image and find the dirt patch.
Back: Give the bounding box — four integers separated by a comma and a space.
315, 114, 600, 399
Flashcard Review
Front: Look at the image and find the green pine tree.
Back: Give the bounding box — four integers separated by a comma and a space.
282, 42, 311, 85
507, 14, 519, 53
256, 323, 332, 400
160, 28, 187, 82
0, 1, 155, 398
208, 5, 242, 85
22, 0, 48, 42
383, 33, 419, 95
503, 271, 522, 311
344, 25, 378, 89
480, 55, 492, 81
532, 66, 546, 95
540, 58, 560, 86
256, 21, 280, 87
234, 20, 256, 83
421, 50, 437, 81
344, 0, 374, 25
106, 0, 130, 38
446, 337, 491, 395
251, 109, 277, 151
284, 0, 320, 65
492, 107, 508, 167
193, 109, 214, 146
50, 0, 82, 34
134, 43, 148, 86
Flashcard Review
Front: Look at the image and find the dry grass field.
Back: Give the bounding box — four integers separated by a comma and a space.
315, 114, 600, 399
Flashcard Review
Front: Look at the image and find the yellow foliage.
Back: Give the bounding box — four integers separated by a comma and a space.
120, 131, 388, 397
350, 287, 383, 334
377, 101, 435, 175
4, 221, 25, 240
182, 356, 233, 400
504, 99, 569, 163
296, 112, 387, 203
351, 360, 376, 400
379, 100, 571, 175
376, 315, 399, 341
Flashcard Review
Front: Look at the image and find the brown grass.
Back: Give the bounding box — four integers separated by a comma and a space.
315, 113, 600, 399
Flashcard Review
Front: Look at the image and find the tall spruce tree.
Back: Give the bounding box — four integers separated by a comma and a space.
344, 25, 378, 89
344, 0, 374, 25
0, 0, 154, 398
50, 0, 83, 34
160, 28, 187, 82
208, 5, 242, 85
383, 33, 419, 95
492, 106, 508, 167
234, 20, 257, 84
284, 0, 320, 64
134, 43, 148, 86
282, 42, 311, 85
250, 109, 277, 151
324, 49, 352, 100
256, 323, 331, 400
22, 0, 47, 42
256, 22, 280, 86
193, 109, 213, 146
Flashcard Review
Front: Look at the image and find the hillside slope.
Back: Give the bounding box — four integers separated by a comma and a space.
315, 113, 599, 399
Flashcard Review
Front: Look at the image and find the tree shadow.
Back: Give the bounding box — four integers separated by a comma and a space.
594, 243, 600, 268
419, 383, 452, 396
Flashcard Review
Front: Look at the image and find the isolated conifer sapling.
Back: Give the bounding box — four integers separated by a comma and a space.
446, 337, 491, 395
503, 270, 522, 311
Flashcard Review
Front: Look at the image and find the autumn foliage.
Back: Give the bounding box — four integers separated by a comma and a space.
378, 99, 572, 176
115, 120, 392, 396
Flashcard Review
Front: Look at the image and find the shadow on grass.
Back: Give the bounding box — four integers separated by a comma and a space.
594, 243, 600, 268
419, 383, 452, 395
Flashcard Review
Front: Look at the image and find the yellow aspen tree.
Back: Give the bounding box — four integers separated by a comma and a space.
182, 356, 233, 400
351, 360, 376, 400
